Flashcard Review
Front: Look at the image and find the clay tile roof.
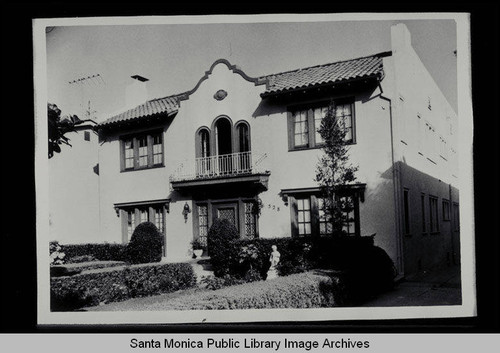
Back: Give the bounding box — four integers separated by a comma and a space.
98, 94, 182, 127
98, 52, 390, 127
261, 52, 389, 96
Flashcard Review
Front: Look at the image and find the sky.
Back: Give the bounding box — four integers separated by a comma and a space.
45, 16, 458, 121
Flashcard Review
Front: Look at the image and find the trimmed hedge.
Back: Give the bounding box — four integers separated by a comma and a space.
153, 271, 339, 310
50, 261, 126, 277
50, 262, 196, 311
60, 243, 127, 262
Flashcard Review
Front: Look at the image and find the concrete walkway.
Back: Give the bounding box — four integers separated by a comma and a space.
361, 264, 462, 307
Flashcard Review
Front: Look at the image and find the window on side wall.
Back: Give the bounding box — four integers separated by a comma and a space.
442, 199, 450, 221
287, 98, 355, 151
429, 196, 439, 233
403, 188, 411, 235
120, 130, 164, 171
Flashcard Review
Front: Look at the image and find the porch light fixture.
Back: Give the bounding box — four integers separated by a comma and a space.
182, 202, 191, 223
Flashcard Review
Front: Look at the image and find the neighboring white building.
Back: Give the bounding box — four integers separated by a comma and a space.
49, 23, 459, 277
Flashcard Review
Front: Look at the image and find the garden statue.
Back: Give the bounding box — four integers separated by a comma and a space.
266, 245, 280, 280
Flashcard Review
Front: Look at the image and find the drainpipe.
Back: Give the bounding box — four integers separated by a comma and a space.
378, 82, 404, 277
449, 182, 456, 265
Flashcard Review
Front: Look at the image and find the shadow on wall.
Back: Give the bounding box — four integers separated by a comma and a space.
374, 160, 460, 276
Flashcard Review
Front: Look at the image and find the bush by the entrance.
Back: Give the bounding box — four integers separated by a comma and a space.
207, 218, 239, 277
125, 222, 163, 264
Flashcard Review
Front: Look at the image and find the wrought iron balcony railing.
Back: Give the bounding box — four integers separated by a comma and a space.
170, 151, 267, 182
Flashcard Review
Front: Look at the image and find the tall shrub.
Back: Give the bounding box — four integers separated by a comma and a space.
315, 101, 359, 235
207, 218, 239, 277
125, 222, 163, 264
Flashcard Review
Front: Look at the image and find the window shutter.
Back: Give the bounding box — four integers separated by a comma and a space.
287, 111, 294, 150
120, 209, 129, 244
289, 196, 298, 237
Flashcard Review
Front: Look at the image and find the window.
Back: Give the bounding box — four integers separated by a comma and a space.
237, 123, 250, 153
429, 196, 439, 233
403, 188, 410, 235
115, 200, 169, 243
288, 99, 354, 150
243, 201, 257, 239
286, 187, 362, 237
442, 200, 450, 221
197, 204, 209, 248
296, 197, 312, 236
339, 194, 356, 236
120, 131, 164, 171
126, 210, 135, 239
318, 198, 333, 235
84, 131, 91, 141
335, 102, 354, 142
314, 106, 328, 144
197, 129, 210, 158
453, 202, 460, 231
293, 110, 309, 147
421, 193, 427, 233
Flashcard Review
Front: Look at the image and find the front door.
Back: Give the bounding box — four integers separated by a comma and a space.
212, 202, 239, 231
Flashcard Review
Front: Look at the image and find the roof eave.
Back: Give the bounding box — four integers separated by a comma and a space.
97, 109, 178, 130
260, 73, 383, 98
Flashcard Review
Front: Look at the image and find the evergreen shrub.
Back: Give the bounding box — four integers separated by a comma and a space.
125, 222, 163, 264
207, 218, 239, 277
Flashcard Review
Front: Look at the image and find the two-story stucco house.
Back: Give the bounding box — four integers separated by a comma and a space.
51, 23, 459, 277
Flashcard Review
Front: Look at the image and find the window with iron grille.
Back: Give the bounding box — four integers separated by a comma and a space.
243, 201, 256, 239
197, 204, 209, 247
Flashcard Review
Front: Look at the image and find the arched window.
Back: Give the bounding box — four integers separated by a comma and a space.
199, 129, 210, 158
236, 122, 250, 153
214, 117, 233, 156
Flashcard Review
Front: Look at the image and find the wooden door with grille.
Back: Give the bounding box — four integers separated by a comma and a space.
212, 202, 239, 231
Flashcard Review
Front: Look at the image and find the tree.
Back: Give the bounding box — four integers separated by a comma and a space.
47, 103, 84, 158
315, 101, 358, 236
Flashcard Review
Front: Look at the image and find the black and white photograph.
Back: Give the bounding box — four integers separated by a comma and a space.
32, 13, 476, 325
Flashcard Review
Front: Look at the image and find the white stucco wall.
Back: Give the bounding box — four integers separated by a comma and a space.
49, 127, 100, 244
97, 60, 398, 264
389, 23, 460, 273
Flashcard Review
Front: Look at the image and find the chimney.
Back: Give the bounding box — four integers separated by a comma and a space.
391, 23, 412, 55
125, 75, 149, 109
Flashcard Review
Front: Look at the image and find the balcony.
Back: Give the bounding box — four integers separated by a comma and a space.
170, 151, 270, 192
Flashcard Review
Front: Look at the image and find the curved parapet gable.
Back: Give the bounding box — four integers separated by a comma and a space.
178, 59, 267, 101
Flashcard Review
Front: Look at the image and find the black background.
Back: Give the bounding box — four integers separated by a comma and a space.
1, 3, 498, 333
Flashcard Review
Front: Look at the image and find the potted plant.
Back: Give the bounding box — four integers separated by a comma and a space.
191, 239, 205, 258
